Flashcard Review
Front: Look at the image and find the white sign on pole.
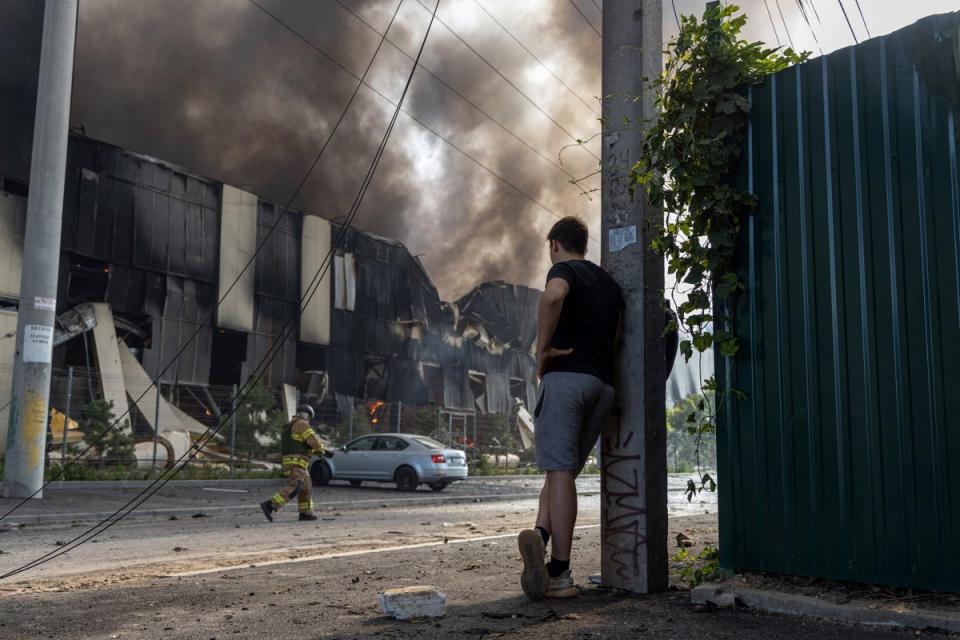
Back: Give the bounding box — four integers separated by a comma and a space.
608, 225, 638, 252
23, 324, 53, 363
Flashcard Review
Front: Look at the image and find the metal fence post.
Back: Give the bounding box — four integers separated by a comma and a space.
229, 383, 238, 475
395, 400, 402, 433
349, 398, 354, 442
152, 380, 161, 472
61, 366, 73, 469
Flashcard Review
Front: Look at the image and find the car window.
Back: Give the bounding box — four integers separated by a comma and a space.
377, 436, 409, 451
346, 436, 378, 451
412, 436, 446, 449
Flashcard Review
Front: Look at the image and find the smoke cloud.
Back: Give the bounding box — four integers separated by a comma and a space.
71, 0, 606, 299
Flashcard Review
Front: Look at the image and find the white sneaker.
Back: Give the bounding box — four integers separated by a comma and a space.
546, 570, 578, 599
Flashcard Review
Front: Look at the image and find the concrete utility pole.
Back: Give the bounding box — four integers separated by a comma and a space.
600, 0, 668, 593
3, 1, 79, 498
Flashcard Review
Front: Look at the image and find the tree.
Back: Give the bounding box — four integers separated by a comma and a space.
79, 399, 135, 469
234, 380, 286, 466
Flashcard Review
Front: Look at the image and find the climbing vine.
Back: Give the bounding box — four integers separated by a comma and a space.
631, 3, 807, 501
632, 3, 806, 362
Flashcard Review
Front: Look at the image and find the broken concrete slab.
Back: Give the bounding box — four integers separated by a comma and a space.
691, 583, 960, 634
91, 303, 131, 433
379, 586, 446, 620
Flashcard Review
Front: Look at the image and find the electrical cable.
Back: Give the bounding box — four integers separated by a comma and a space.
806, 0, 823, 26
0, 0, 442, 582
469, 0, 600, 117
254, 0, 599, 242
566, 0, 601, 39
794, 0, 823, 55
762, 0, 784, 47
334, 0, 595, 195
0, 0, 406, 523
589, 0, 601, 12
773, 0, 796, 49
836, 0, 859, 43
411, 0, 599, 161
853, 0, 870, 38
671, 0, 681, 31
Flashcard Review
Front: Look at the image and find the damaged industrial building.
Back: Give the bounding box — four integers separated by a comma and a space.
0, 4, 539, 465
0, 129, 541, 461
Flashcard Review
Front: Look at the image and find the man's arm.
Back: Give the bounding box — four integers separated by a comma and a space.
537, 277, 572, 378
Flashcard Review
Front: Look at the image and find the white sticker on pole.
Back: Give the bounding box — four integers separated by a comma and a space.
23, 324, 53, 363
34, 296, 56, 311
608, 225, 637, 252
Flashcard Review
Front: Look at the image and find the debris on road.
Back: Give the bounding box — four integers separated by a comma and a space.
677, 532, 695, 548
380, 586, 446, 620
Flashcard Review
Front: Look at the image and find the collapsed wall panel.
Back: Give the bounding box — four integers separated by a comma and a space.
300, 215, 331, 345
0, 192, 25, 299
90, 303, 131, 433
217, 185, 257, 332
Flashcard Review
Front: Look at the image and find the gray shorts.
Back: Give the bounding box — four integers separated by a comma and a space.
534, 371, 616, 473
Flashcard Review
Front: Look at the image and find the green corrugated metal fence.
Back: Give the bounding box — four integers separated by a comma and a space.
717, 11, 960, 592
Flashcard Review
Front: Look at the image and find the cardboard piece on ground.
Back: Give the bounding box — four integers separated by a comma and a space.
90, 304, 130, 433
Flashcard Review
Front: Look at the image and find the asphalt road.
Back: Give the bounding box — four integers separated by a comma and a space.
0, 477, 915, 638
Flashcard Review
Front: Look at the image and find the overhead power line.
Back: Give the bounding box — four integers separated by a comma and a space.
254, 0, 598, 235
566, 0, 601, 39
334, 1, 596, 197
795, 0, 823, 54
671, 1, 681, 31
836, 0, 859, 43
471, 0, 600, 117
762, 0, 784, 47
853, 0, 871, 38
0, 0, 407, 523
411, 0, 599, 161
773, 0, 796, 49
0, 0, 442, 583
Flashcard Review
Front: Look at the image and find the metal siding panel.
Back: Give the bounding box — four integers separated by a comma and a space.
0, 311, 18, 455
216, 185, 256, 332
300, 215, 331, 345
719, 13, 960, 592
0, 192, 26, 298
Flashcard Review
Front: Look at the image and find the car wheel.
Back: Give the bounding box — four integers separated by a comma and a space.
310, 461, 331, 486
394, 466, 419, 492
349, 480, 362, 487
428, 482, 448, 493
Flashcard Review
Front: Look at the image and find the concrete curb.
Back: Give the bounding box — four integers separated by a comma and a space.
692, 583, 960, 634
5, 490, 571, 526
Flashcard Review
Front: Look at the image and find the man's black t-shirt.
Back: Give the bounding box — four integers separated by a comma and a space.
543, 260, 623, 386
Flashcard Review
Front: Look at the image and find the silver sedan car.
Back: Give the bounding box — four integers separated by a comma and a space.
309, 433, 468, 492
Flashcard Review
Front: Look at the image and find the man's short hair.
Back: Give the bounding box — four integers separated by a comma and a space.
547, 217, 588, 255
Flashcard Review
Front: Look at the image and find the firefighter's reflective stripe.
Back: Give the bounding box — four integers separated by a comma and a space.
292, 427, 317, 443
282, 456, 310, 469
270, 492, 288, 507
298, 500, 314, 513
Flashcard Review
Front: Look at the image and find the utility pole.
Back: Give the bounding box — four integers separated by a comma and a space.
600, 0, 668, 593
3, 1, 79, 498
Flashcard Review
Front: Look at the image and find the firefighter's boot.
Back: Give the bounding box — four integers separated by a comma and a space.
260, 501, 274, 522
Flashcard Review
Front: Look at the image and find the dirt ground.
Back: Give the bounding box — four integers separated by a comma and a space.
0, 517, 927, 640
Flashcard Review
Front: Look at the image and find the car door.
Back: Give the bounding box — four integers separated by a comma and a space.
335, 436, 380, 479
369, 436, 410, 480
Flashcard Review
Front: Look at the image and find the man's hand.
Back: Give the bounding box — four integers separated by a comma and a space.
538, 346, 573, 379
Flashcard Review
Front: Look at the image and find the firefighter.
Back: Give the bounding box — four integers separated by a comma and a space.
259, 404, 325, 522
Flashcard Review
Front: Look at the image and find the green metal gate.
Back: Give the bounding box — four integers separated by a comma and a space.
717, 12, 960, 592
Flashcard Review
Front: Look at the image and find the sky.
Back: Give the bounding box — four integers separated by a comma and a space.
69, 0, 959, 300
